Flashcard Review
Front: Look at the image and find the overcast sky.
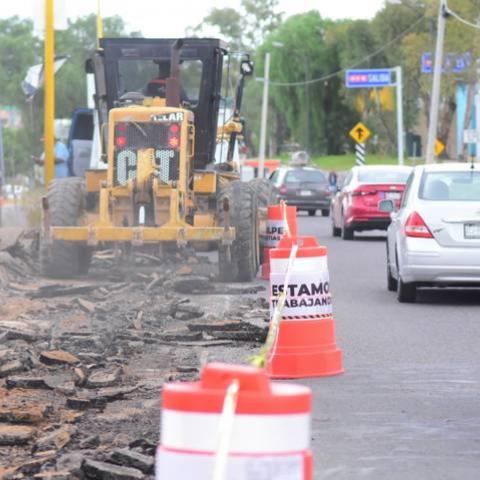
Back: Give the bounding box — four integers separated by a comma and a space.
2, 0, 385, 37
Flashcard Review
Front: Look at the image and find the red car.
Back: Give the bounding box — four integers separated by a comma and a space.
331, 165, 412, 240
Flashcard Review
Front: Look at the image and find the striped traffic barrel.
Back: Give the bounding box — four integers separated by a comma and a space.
156, 362, 313, 479
268, 235, 343, 378
261, 204, 297, 280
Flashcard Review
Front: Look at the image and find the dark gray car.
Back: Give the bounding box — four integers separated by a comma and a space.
269, 166, 332, 216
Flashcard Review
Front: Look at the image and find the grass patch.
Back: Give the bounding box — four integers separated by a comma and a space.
279, 153, 423, 171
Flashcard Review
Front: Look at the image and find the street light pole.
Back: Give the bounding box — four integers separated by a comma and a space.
258, 52, 270, 179
425, 0, 448, 164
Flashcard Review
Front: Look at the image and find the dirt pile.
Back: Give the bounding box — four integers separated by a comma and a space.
0, 229, 38, 286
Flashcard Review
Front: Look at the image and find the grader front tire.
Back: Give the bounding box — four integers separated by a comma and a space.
40, 178, 92, 278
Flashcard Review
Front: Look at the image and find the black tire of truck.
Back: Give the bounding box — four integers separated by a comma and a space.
40, 177, 92, 278
218, 180, 260, 282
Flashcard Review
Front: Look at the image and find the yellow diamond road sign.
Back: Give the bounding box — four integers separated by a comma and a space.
349, 122, 371, 144
435, 139, 445, 156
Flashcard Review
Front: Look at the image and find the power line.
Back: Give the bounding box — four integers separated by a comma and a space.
446, 3, 480, 30
264, 15, 426, 87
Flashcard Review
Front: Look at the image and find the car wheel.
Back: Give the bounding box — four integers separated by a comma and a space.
332, 219, 341, 237
342, 219, 354, 240
387, 262, 397, 292
321, 209, 329, 217
397, 277, 416, 303
308, 209, 316, 217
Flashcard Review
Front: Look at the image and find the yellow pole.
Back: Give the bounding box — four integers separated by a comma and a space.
97, 0, 104, 47
44, 0, 55, 186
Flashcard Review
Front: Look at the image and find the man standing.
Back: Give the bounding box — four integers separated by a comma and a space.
34, 136, 70, 183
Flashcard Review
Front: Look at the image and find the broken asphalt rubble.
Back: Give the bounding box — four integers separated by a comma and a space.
0, 230, 269, 478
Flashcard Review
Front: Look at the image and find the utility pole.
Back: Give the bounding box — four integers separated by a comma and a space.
258, 52, 270, 179
475, 89, 480, 162
395, 66, 405, 165
44, 0, 55, 185
425, 0, 448, 164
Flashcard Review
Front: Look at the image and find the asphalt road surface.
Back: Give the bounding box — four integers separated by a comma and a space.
296, 212, 480, 480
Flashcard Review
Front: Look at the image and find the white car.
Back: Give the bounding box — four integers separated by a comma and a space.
382, 162, 480, 303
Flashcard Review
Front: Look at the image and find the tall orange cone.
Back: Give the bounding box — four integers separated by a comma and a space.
267, 235, 343, 378
261, 203, 297, 280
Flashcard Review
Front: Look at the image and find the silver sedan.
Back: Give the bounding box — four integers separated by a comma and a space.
381, 162, 480, 303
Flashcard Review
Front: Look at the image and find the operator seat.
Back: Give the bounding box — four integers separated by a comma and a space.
145, 79, 166, 98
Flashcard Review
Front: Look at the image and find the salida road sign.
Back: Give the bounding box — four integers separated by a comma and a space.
345, 69, 393, 88
349, 122, 371, 144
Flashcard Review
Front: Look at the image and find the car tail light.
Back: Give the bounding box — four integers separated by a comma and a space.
115, 122, 127, 148
168, 123, 180, 149
404, 212, 433, 238
279, 185, 287, 195
351, 188, 377, 197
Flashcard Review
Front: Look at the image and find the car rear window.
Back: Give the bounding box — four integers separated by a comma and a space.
419, 171, 480, 201
357, 169, 410, 184
285, 170, 326, 184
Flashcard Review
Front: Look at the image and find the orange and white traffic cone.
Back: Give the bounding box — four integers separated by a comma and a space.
267, 235, 343, 378
156, 363, 313, 480
261, 203, 297, 280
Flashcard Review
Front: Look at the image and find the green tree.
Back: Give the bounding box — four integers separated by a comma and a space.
0, 17, 40, 176
256, 11, 356, 155
55, 14, 128, 118
190, 8, 244, 50
192, 0, 283, 49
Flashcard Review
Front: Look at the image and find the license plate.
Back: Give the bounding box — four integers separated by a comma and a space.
464, 223, 480, 239
300, 190, 312, 196
385, 191, 401, 200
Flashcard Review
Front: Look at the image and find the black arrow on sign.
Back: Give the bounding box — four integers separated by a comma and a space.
355, 126, 364, 141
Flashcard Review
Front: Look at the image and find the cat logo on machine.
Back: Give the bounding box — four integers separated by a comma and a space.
151, 112, 184, 123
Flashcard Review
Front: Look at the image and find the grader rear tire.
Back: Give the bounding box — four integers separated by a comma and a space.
218, 181, 260, 282
40, 178, 92, 278
248, 178, 278, 208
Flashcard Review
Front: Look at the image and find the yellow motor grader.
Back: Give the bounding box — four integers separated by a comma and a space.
40, 38, 274, 281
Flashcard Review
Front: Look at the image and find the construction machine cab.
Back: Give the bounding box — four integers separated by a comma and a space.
91, 38, 229, 170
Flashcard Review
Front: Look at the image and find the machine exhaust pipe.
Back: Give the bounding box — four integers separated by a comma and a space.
166, 39, 184, 107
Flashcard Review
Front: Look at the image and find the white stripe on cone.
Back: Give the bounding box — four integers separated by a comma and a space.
270, 270, 333, 317
161, 410, 310, 453
263, 219, 288, 247
270, 256, 328, 274
156, 447, 305, 480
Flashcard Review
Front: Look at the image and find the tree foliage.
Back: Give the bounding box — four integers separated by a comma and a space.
192, 0, 283, 50
55, 15, 128, 118
263, 11, 356, 154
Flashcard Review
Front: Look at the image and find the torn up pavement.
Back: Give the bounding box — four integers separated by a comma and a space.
0, 231, 269, 478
